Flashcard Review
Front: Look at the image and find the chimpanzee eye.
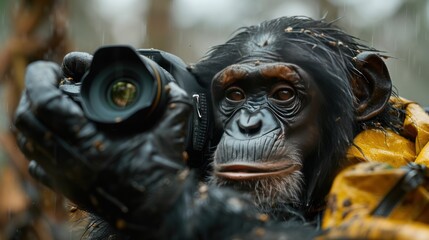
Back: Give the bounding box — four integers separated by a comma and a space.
225, 87, 245, 102
271, 86, 295, 102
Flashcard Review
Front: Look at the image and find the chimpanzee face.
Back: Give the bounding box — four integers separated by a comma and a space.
193, 16, 393, 218
209, 58, 324, 211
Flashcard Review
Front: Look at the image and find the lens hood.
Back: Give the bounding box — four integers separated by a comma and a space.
79, 45, 169, 130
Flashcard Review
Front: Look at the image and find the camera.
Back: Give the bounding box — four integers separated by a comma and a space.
60, 45, 211, 164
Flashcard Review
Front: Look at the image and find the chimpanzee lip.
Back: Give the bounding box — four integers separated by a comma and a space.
214, 162, 301, 180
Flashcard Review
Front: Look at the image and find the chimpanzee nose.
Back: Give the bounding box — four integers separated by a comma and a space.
237, 111, 262, 136
229, 108, 278, 139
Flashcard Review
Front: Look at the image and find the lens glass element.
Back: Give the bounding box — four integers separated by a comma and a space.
110, 80, 138, 108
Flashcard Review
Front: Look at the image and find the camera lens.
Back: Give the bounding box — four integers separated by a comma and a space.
109, 79, 138, 108
79, 46, 171, 130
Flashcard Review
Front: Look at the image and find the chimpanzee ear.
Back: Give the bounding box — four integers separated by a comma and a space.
351, 52, 392, 121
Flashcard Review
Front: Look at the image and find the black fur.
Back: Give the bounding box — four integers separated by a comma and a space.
191, 16, 403, 218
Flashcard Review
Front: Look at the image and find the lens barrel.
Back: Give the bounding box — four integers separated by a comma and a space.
79, 46, 170, 131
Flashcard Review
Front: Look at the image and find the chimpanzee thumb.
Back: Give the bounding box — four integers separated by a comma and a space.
61, 52, 93, 81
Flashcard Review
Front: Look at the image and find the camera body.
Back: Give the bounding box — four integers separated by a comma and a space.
60, 46, 212, 167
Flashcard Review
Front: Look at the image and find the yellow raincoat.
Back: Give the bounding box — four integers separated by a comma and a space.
321, 98, 429, 239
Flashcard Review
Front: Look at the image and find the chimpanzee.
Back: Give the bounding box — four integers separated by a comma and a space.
193, 16, 403, 220
14, 16, 405, 239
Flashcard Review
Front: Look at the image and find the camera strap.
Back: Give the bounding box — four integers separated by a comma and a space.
191, 93, 209, 152
371, 163, 428, 217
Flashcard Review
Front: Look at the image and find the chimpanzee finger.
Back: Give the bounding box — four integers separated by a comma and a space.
16, 109, 96, 191
155, 83, 192, 136
158, 82, 192, 129
15, 109, 62, 169
16, 130, 66, 192
16, 102, 93, 165
24, 61, 90, 141
16, 132, 39, 161
28, 157, 94, 209
14, 92, 93, 190
14, 92, 63, 163
15, 92, 55, 156
167, 82, 192, 105
28, 160, 55, 190
61, 52, 93, 81
151, 83, 192, 161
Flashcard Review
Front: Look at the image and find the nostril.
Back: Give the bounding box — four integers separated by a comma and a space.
227, 108, 278, 140
238, 118, 262, 135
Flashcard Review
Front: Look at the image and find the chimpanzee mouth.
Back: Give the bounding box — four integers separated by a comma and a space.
214, 162, 301, 180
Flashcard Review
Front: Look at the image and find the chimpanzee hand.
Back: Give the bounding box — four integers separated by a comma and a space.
14, 53, 193, 233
